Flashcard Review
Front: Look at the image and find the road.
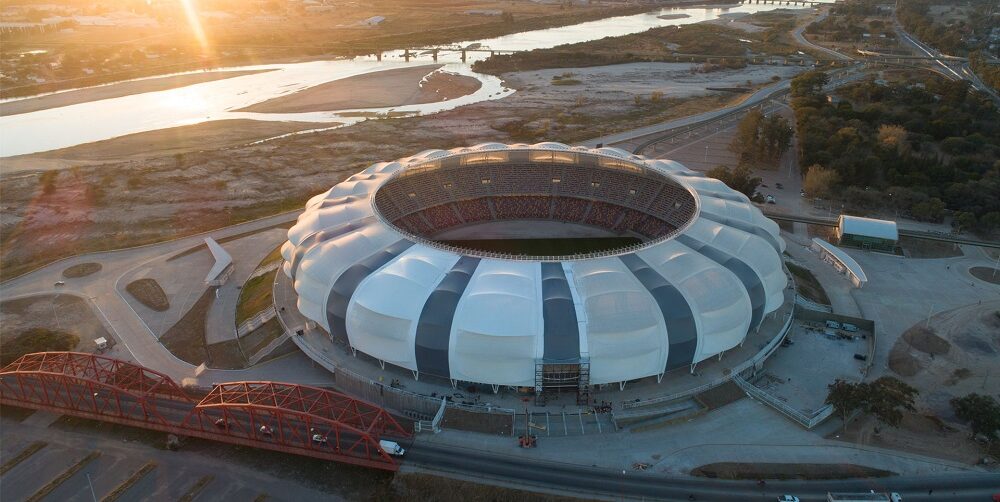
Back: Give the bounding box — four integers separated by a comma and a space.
6, 376, 999, 500
792, 6, 852, 61
405, 442, 1000, 501
0, 210, 337, 387
893, 17, 1000, 104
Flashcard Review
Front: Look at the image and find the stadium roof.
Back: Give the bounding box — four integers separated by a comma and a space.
282, 143, 787, 386
838, 215, 898, 241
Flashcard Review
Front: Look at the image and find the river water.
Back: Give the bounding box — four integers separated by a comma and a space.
0, 3, 828, 157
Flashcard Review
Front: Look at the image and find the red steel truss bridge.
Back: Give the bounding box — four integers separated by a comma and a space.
0, 352, 411, 471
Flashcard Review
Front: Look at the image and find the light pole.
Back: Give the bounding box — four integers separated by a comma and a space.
86, 473, 97, 502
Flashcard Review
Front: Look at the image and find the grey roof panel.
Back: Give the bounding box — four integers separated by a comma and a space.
541, 262, 580, 363
676, 234, 765, 331
415, 256, 480, 378
619, 254, 697, 371
289, 217, 374, 280
700, 212, 782, 253
325, 239, 413, 343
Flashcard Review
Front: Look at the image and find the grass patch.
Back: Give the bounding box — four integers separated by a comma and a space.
242, 318, 285, 357
899, 236, 963, 259
785, 262, 831, 306
178, 475, 214, 502
1, 328, 79, 365
970, 266, 1000, 285
236, 249, 280, 326
101, 462, 157, 502
62, 262, 102, 278
691, 462, 894, 480
206, 339, 248, 370
27, 451, 101, 502
160, 287, 214, 365
901, 326, 951, 356
0, 441, 47, 475
551, 78, 582, 86
125, 278, 169, 311
0, 404, 37, 422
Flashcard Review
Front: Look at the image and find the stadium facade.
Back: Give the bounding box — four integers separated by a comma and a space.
281, 143, 786, 394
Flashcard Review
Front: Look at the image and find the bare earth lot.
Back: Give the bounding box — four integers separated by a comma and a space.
238, 64, 482, 113
0, 294, 112, 352
0, 62, 773, 279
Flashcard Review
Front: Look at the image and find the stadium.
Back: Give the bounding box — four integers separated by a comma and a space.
281, 143, 787, 401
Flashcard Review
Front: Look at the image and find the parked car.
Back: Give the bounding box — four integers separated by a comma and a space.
842, 323, 859, 332
825, 320, 842, 330
312, 434, 328, 445
54, 281, 65, 287
777, 496, 800, 502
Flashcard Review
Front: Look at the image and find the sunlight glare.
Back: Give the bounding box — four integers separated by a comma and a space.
178, 0, 210, 52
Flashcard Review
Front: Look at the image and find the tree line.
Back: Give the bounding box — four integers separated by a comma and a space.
790, 70, 1000, 235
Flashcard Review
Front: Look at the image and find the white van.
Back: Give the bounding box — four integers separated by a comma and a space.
379, 439, 405, 456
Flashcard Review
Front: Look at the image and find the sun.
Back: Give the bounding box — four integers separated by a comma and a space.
177, 0, 209, 53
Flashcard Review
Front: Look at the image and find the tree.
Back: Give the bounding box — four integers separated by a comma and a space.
39, 171, 57, 195
877, 124, 909, 157
826, 380, 867, 433
790, 70, 830, 98
911, 197, 946, 222
707, 165, 761, 199
951, 393, 1000, 440
866, 376, 917, 429
730, 109, 764, 164
803, 164, 840, 199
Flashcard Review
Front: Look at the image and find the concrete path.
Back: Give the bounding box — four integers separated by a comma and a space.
0, 211, 335, 386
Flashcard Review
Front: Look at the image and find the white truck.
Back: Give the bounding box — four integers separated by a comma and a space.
379, 439, 406, 456
828, 492, 902, 502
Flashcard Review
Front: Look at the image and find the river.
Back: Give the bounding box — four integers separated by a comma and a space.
0, 3, 830, 157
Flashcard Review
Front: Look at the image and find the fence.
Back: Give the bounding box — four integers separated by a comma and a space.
733, 374, 834, 429
795, 294, 833, 313
236, 306, 276, 337
621, 304, 795, 410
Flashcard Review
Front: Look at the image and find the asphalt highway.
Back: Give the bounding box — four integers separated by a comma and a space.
405, 442, 1000, 502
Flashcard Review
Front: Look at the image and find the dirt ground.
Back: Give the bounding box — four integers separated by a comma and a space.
832, 412, 984, 465
887, 300, 1000, 422
0, 70, 273, 117
0, 294, 112, 352
0, 58, 777, 279
691, 461, 893, 480
238, 65, 481, 113
970, 266, 1000, 285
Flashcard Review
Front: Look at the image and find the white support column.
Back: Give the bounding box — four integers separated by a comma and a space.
690, 362, 698, 374
378, 359, 385, 370
619, 381, 626, 391
450, 379, 458, 389
491, 384, 500, 394
412, 370, 419, 381
656, 373, 664, 383
350, 346, 357, 357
